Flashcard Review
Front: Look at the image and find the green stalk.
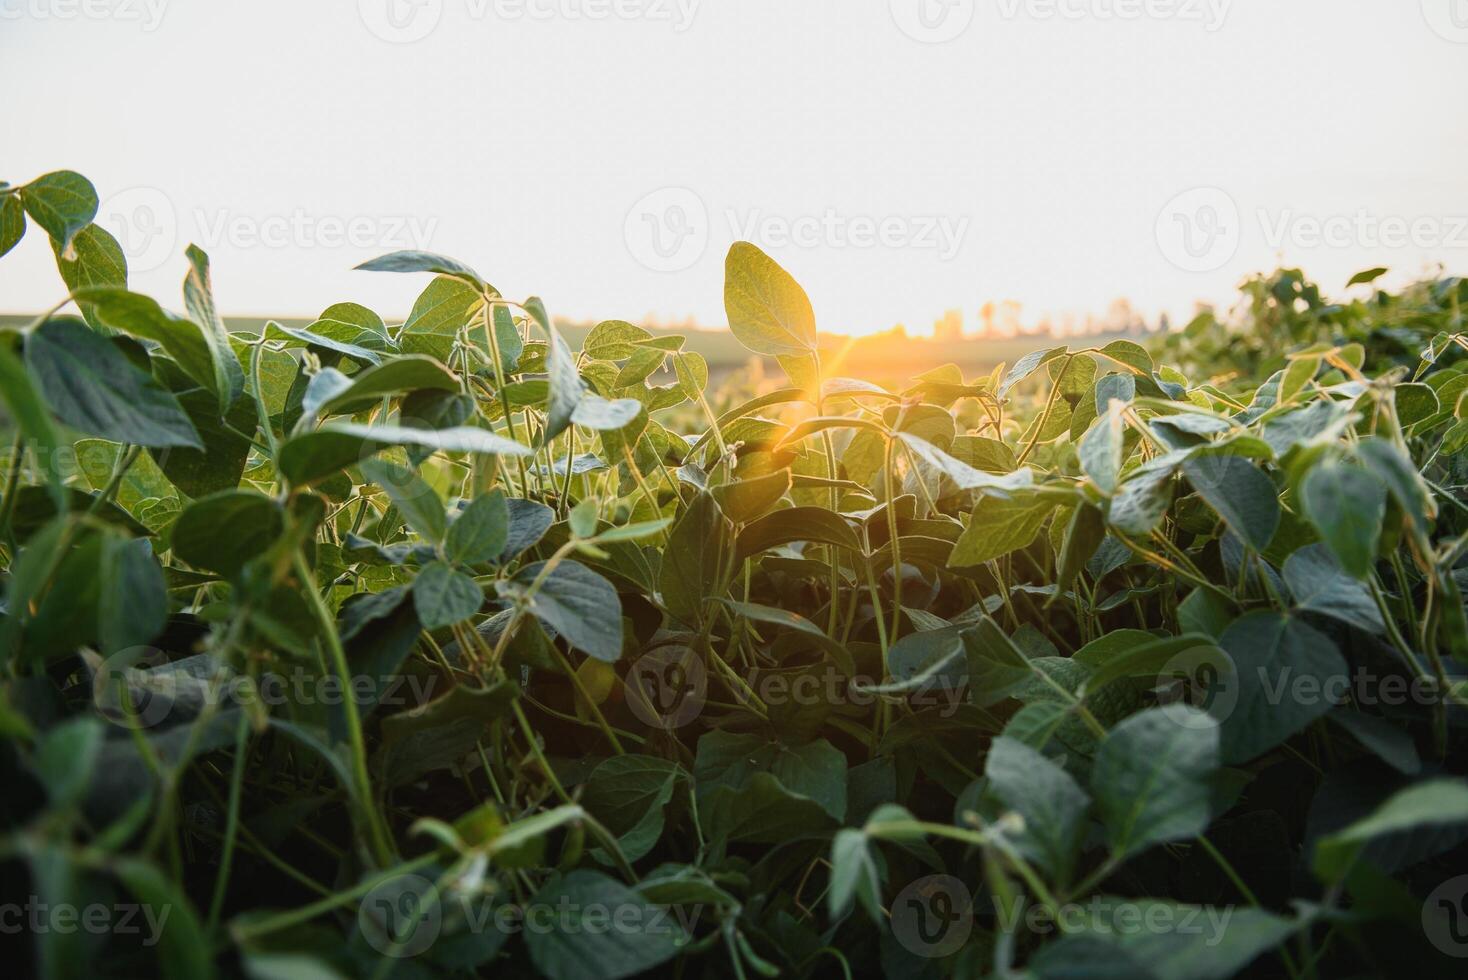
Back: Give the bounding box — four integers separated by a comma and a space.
293, 551, 395, 867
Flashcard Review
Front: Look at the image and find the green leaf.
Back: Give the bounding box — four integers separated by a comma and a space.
1079, 399, 1125, 494
99, 536, 166, 654
0, 192, 25, 258
360, 459, 446, 542
1182, 455, 1280, 551
19, 170, 97, 255
355, 249, 482, 285
998, 345, 1067, 398
1092, 703, 1220, 859
412, 560, 483, 629
580, 755, 683, 862
570, 394, 642, 431
1300, 459, 1386, 579
401, 275, 486, 344
315, 354, 459, 417
1096, 339, 1154, 375
700, 770, 837, 844
77, 288, 226, 405
262, 319, 382, 365
0, 333, 67, 508
544, 324, 585, 442
276, 422, 530, 486
524, 870, 686, 980
584, 319, 652, 359
949, 490, 1062, 567
52, 225, 128, 320
899, 432, 1035, 493
507, 560, 623, 663
181, 245, 246, 413
445, 490, 509, 564
35, 716, 103, 807
710, 469, 791, 524
735, 506, 862, 560
152, 389, 257, 498
1314, 779, 1468, 880
1282, 544, 1385, 635
659, 492, 732, 627
829, 829, 883, 922
1216, 612, 1346, 765
112, 857, 215, 980
695, 730, 847, 821
171, 490, 283, 577
985, 736, 1091, 882
716, 599, 851, 672
723, 241, 817, 356
25, 317, 203, 449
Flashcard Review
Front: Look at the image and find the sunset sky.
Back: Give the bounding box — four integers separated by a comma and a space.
3, 0, 1466, 337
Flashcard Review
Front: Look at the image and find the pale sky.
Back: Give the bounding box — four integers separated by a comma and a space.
3, 1, 1466, 337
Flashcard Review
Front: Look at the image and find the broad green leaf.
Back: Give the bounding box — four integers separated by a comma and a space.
506, 559, 623, 663
35, 716, 103, 808
445, 490, 509, 564
544, 324, 585, 442
1182, 455, 1280, 551
52, 225, 128, 322
1092, 703, 1220, 859
19, 170, 96, 255
949, 491, 1062, 567
152, 389, 257, 498
716, 598, 850, 671
584, 319, 652, 359
355, 248, 482, 285
315, 354, 459, 417
181, 245, 246, 413
1079, 399, 1125, 494
0, 333, 67, 507
1216, 612, 1346, 765
25, 317, 203, 449
170, 490, 283, 577
276, 423, 530, 486
723, 241, 817, 356
659, 492, 732, 627
1281, 544, 1384, 634
710, 469, 791, 524
829, 829, 883, 922
98, 536, 166, 654
985, 736, 1090, 882
1314, 779, 1468, 880
412, 560, 483, 629
570, 394, 641, 431
998, 345, 1067, 398
899, 432, 1035, 494
1300, 458, 1385, 579
360, 458, 446, 542
0, 192, 24, 257
580, 754, 683, 862
524, 871, 685, 980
